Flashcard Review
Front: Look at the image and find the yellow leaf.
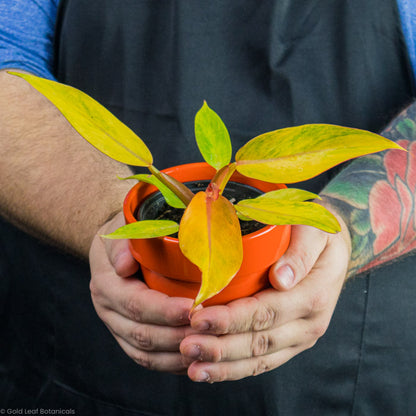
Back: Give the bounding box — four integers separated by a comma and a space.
9, 72, 153, 167
102, 220, 179, 239
178, 191, 243, 307
235, 124, 404, 183
235, 198, 341, 233
256, 188, 320, 202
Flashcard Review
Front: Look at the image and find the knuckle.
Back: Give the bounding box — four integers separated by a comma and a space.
311, 291, 330, 312
89, 280, 107, 319
209, 348, 223, 363
310, 317, 330, 339
89, 279, 100, 300
305, 291, 330, 317
252, 358, 271, 376
311, 323, 326, 339
130, 350, 154, 370
289, 246, 313, 278
251, 332, 274, 357
252, 304, 278, 331
124, 297, 143, 322
130, 326, 153, 350
293, 259, 309, 281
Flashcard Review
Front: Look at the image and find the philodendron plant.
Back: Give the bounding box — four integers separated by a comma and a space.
11, 72, 404, 307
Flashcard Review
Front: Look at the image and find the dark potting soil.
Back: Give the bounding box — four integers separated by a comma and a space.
136, 180, 267, 237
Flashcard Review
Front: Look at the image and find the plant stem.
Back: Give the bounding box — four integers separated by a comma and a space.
148, 165, 195, 206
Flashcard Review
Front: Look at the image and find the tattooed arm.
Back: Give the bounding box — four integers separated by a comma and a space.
321, 101, 416, 276
181, 102, 416, 383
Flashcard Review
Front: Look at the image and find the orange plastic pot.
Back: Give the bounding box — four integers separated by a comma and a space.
123, 162, 291, 306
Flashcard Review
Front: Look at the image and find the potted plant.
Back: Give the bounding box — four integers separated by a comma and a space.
10, 72, 404, 309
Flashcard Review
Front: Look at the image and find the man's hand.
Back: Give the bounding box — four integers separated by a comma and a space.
180, 209, 351, 382
89, 212, 196, 373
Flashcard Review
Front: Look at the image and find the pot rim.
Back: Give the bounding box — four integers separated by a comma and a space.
123, 162, 286, 242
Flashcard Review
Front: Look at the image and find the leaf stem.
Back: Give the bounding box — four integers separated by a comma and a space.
211, 163, 237, 194
148, 165, 195, 206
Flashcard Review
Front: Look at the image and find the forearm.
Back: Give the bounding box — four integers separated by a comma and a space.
0, 70, 135, 258
321, 101, 416, 276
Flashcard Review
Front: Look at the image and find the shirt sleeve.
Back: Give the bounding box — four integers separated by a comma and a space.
397, 0, 416, 83
0, 0, 59, 80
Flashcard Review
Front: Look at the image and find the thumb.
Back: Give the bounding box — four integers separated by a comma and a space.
268, 225, 329, 291
102, 211, 140, 278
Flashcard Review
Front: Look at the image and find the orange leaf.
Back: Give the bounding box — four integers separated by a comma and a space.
178, 191, 243, 307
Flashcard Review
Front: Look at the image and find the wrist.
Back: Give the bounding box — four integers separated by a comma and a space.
316, 196, 352, 278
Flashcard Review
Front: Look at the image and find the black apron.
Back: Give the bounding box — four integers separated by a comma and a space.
1, 1, 415, 414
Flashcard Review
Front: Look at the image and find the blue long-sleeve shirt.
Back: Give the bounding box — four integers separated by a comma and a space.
0, 0, 59, 79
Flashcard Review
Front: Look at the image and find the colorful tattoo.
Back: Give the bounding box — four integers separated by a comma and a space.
321, 102, 416, 276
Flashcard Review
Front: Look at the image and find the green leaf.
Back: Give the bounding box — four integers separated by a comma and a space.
178, 191, 243, 307
103, 220, 179, 239
194, 101, 232, 170
236, 212, 253, 221
122, 174, 186, 209
235, 198, 341, 233
257, 188, 320, 202
237, 188, 319, 222
9, 72, 153, 167
235, 124, 405, 183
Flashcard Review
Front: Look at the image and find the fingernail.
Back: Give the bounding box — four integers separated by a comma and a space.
276, 265, 295, 289
194, 320, 210, 331
195, 371, 210, 382
185, 344, 201, 360
188, 304, 203, 320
